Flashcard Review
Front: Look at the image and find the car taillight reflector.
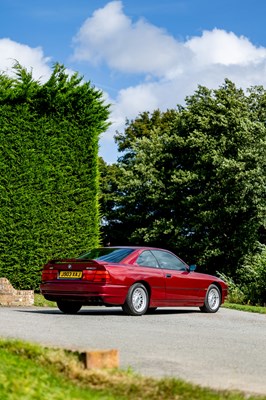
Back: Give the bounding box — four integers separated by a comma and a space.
82, 270, 95, 281
42, 270, 58, 281
94, 270, 111, 283
82, 269, 110, 283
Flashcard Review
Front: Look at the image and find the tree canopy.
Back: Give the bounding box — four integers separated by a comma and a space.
101, 80, 266, 276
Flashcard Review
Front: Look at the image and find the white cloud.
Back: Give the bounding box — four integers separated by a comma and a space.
73, 1, 266, 81
186, 28, 266, 67
72, 0, 190, 77
0, 38, 51, 81
73, 1, 266, 162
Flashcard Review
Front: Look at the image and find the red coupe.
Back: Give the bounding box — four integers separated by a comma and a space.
40, 246, 228, 316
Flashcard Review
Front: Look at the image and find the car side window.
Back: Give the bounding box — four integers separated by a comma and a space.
136, 250, 159, 268
151, 250, 187, 271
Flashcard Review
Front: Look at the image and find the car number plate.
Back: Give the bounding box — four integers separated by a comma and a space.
59, 271, 82, 279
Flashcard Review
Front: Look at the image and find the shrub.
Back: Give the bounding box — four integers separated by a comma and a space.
0, 63, 110, 290
217, 272, 246, 304
236, 245, 266, 306
219, 245, 266, 306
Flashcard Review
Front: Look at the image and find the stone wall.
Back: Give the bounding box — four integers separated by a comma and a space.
0, 278, 34, 306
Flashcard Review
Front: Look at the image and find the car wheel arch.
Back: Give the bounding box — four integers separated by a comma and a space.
200, 283, 222, 313
122, 281, 151, 316
212, 282, 222, 296
137, 280, 156, 309
136, 280, 151, 297
203, 282, 222, 296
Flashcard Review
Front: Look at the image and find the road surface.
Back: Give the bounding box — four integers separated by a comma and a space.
0, 306, 265, 395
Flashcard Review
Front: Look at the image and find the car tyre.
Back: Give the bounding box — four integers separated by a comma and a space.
200, 284, 221, 313
122, 283, 149, 316
57, 300, 82, 314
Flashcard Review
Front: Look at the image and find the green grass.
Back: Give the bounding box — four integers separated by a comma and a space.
0, 354, 109, 400
223, 302, 266, 314
0, 338, 265, 400
34, 293, 56, 307
0, 340, 117, 400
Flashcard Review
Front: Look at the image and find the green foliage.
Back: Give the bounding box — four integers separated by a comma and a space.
34, 293, 56, 307
236, 244, 266, 305
217, 273, 246, 305
0, 63, 110, 290
102, 80, 266, 279
0, 338, 262, 400
99, 157, 129, 245
0, 341, 112, 400
219, 244, 266, 306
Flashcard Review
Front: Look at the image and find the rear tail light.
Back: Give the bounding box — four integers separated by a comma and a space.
82, 269, 111, 283
82, 270, 95, 282
93, 270, 111, 283
41, 270, 58, 281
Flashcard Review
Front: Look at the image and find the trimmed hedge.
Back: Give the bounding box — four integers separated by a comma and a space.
0, 63, 110, 290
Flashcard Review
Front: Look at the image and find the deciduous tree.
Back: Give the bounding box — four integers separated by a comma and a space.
102, 80, 266, 276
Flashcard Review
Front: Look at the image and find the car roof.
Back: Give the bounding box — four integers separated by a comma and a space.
101, 246, 170, 251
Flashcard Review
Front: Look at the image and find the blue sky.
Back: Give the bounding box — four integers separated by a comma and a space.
1, 0, 266, 163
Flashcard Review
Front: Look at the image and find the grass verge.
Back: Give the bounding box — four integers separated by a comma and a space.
34, 293, 56, 307
0, 338, 265, 400
223, 302, 266, 314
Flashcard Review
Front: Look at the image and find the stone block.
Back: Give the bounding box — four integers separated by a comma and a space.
83, 349, 119, 369
0, 278, 34, 306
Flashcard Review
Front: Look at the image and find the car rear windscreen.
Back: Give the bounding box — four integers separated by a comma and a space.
78, 248, 134, 263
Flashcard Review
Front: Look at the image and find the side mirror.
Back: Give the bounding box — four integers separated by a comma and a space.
189, 264, 197, 272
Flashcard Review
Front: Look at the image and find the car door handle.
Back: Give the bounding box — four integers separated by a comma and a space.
166, 274, 172, 278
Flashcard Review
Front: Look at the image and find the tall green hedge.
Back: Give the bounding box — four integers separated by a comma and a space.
0, 63, 110, 290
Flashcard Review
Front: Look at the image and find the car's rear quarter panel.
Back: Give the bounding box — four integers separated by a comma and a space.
107, 263, 166, 305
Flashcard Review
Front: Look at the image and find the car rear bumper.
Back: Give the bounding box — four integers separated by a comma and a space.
40, 281, 127, 305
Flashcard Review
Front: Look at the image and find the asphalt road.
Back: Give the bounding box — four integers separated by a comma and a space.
0, 305, 265, 396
